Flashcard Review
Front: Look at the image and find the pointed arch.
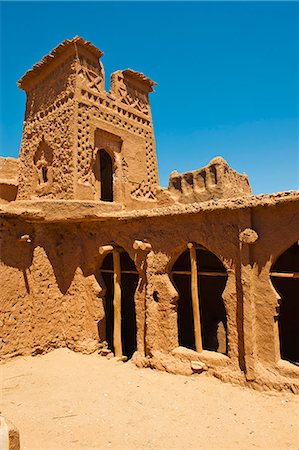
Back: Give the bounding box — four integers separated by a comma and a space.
97, 247, 138, 359
270, 242, 299, 364
33, 138, 53, 191
170, 244, 228, 354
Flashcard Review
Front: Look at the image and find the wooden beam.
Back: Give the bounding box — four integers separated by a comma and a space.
270, 272, 299, 279
113, 250, 122, 358
187, 243, 202, 353
172, 270, 227, 277
100, 269, 138, 275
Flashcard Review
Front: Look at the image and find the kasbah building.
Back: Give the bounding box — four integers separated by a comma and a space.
0, 36, 298, 398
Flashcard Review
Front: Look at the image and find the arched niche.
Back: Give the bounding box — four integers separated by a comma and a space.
270, 242, 299, 365
97, 248, 138, 359
33, 138, 53, 192
170, 244, 228, 354
94, 148, 114, 202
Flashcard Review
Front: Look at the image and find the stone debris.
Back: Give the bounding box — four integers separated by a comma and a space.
191, 361, 208, 373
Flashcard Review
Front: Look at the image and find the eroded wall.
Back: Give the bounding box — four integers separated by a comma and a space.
1, 199, 298, 391
0, 157, 19, 204
168, 156, 252, 203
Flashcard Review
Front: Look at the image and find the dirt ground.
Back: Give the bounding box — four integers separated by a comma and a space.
1, 349, 298, 450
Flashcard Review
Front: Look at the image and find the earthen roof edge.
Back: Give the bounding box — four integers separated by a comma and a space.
18, 36, 104, 90
0, 191, 298, 223
122, 69, 157, 90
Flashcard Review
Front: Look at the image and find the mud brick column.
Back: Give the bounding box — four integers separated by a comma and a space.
238, 209, 259, 381
133, 240, 152, 355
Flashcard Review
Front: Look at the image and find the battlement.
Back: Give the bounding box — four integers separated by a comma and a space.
168, 157, 252, 203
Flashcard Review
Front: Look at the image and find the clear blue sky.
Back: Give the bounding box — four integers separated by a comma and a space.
1, 1, 298, 193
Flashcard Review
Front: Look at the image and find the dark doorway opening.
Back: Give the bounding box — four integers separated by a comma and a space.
42, 167, 48, 183
98, 250, 138, 359
99, 149, 113, 202
171, 246, 228, 354
270, 242, 299, 365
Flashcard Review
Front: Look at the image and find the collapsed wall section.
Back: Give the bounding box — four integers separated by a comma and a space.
168, 156, 252, 203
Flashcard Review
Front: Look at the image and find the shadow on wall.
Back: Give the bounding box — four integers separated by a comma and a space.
0, 221, 35, 272
0, 222, 92, 297
41, 226, 82, 295
234, 247, 246, 372
251, 205, 299, 277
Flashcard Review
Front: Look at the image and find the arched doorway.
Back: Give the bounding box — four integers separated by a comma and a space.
170, 244, 228, 354
98, 249, 138, 359
95, 149, 113, 202
270, 242, 299, 364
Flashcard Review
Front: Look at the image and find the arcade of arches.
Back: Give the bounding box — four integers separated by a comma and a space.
93, 241, 299, 371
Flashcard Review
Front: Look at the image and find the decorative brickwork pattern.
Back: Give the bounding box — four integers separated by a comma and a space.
77, 104, 93, 185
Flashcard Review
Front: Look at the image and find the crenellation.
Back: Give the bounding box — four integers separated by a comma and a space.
168, 156, 252, 203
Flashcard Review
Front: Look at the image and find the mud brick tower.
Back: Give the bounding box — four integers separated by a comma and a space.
17, 36, 158, 205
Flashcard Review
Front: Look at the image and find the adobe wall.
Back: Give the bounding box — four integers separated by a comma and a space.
0, 157, 19, 204
168, 156, 252, 203
1, 196, 298, 392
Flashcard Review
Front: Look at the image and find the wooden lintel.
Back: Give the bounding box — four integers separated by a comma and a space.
270, 272, 299, 279
100, 269, 138, 275
172, 271, 227, 277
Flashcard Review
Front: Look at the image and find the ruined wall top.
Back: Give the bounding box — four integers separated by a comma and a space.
168, 157, 252, 203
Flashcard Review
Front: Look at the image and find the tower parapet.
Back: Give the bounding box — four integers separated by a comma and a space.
17, 36, 158, 206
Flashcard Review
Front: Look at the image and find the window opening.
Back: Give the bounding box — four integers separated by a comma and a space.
42, 166, 48, 183
153, 291, 159, 303
98, 249, 138, 359
171, 244, 228, 354
270, 242, 299, 365
99, 149, 113, 202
